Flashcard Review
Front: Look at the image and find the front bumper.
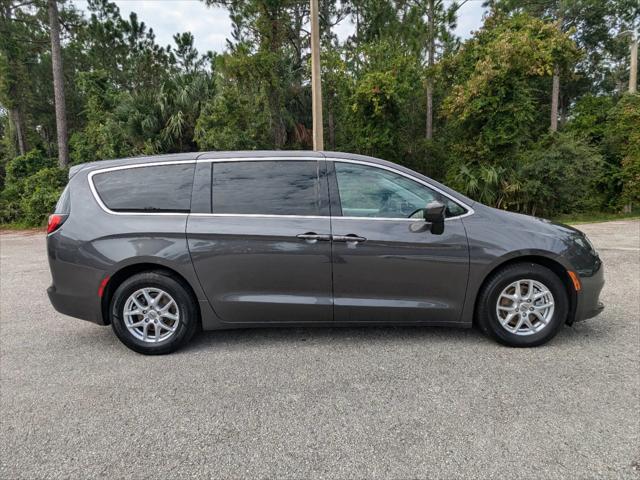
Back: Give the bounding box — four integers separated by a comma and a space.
573, 260, 605, 323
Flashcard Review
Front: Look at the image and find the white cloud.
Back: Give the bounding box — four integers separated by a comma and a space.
72, 0, 487, 53
453, 1, 487, 39
73, 0, 231, 53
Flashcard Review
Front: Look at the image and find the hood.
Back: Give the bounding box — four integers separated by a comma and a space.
481, 205, 586, 238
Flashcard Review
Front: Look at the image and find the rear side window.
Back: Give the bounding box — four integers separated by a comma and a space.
55, 184, 71, 214
92, 164, 195, 212
211, 161, 326, 216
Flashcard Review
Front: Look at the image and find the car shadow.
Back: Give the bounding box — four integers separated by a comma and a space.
180, 324, 489, 353
179, 319, 610, 354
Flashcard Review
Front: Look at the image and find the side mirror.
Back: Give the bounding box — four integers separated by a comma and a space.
423, 200, 446, 235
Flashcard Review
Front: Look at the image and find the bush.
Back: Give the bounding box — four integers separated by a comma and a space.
605, 94, 640, 209
20, 167, 67, 225
5, 149, 55, 183
195, 86, 272, 151
0, 149, 66, 226
512, 133, 604, 216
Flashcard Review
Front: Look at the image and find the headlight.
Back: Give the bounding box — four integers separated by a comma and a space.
575, 235, 597, 255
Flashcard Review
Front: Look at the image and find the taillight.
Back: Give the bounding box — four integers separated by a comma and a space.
47, 214, 67, 234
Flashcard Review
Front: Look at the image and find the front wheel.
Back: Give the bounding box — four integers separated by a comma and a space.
476, 263, 569, 347
110, 271, 199, 355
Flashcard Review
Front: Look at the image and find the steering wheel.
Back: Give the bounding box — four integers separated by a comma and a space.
408, 208, 424, 219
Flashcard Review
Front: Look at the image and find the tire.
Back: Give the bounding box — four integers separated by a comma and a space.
476, 262, 568, 347
110, 271, 199, 354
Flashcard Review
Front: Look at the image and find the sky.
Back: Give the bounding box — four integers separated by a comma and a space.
73, 0, 488, 54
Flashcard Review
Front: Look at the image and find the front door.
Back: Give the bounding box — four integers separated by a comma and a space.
187, 158, 333, 324
328, 160, 470, 325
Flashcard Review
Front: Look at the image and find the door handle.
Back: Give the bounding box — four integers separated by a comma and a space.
296, 232, 331, 242
333, 234, 366, 243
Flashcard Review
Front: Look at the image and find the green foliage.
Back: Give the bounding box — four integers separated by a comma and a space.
194, 49, 273, 150
1, 0, 637, 225
513, 133, 604, 216
351, 70, 403, 157
0, 150, 66, 226
441, 13, 580, 162
19, 167, 67, 225
336, 40, 428, 170
605, 94, 640, 207
195, 82, 271, 150
563, 93, 640, 210
450, 163, 507, 207
566, 94, 615, 144
439, 13, 595, 212
5, 149, 56, 183
450, 133, 605, 217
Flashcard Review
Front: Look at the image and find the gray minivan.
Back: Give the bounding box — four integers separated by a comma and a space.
46, 151, 604, 354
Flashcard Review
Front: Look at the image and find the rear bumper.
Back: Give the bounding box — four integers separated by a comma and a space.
47, 284, 105, 325
573, 260, 605, 323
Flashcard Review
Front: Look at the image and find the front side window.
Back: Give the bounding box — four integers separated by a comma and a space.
211, 161, 326, 216
334, 162, 466, 219
93, 163, 195, 212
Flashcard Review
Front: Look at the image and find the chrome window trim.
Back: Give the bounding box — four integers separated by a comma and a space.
87, 156, 474, 220
200, 157, 319, 163
188, 214, 461, 222
88, 157, 320, 216
88, 160, 196, 216
326, 158, 474, 221
190, 213, 330, 219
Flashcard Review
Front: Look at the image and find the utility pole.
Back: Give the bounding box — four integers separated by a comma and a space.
550, 8, 563, 133
310, 0, 324, 151
48, 0, 69, 168
630, 33, 637, 93
425, 0, 434, 140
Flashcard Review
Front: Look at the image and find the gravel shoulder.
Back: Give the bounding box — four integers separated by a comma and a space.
1, 220, 639, 479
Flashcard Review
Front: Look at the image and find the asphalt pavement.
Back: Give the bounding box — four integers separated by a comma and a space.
1, 220, 638, 479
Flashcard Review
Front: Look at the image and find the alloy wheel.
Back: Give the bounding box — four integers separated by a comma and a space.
495, 279, 555, 336
123, 288, 180, 343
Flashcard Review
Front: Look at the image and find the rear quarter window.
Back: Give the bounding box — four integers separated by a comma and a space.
54, 184, 71, 214
92, 163, 195, 212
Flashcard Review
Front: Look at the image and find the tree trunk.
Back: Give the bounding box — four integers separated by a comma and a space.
48, 0, 69, 168
550, 10, 563, 133
630, 36, 638, 93
2, 3, 28, 155
550, 65, 559, 132
425, 0, 435, 140
426, 81, 433, 140
8, 108, 27, 156
559, 93, 567, 126
327, 93, 335, 150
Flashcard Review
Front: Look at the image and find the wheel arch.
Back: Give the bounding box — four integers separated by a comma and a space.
473, 254, 578, 326
100, 263, 201, 325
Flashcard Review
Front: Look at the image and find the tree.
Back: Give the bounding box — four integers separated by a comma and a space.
47, 0, 68, 167
440, 13, 579, 204
202, 0, 308, 148
1, 0, 636, 226
0, 0, 33, 156
408, 0, 459, 140
488, 0, 640, 124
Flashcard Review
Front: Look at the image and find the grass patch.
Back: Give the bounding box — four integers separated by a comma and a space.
553, 210, 640, 225
0, 221, 44, 232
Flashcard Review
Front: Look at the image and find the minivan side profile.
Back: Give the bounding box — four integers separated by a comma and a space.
46, 151, 605, 354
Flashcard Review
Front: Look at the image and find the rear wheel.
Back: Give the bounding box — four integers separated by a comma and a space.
476, 263, 568, 347
110, 271, 198, 354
